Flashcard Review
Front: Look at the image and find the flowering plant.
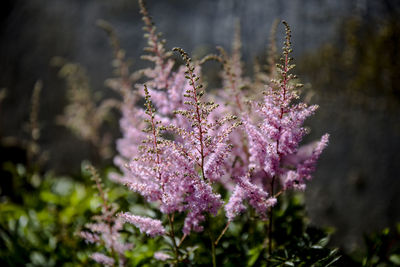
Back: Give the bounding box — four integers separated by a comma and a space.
79, 0, 331, 265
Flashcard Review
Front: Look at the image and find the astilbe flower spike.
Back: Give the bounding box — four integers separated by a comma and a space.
112, 1, 243, 247
119, 85, 194, 216
118, 212, 165, 237
225, 21, 329, 221
217, 21, 248, 113
213, 23, 252, 182
54, 59, 118, 159
171, 47, 241, 234
172, 48, 241, 181
137, 0, 191, 120
253, 18, 280, 90
80, 165, 133, 267
111, 0, 195, 186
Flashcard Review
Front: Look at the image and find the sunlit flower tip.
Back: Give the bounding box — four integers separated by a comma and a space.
266, 197, 277, 207
118, 212, 166, 237
297, 133, 330, 181
225, 185, 246, 221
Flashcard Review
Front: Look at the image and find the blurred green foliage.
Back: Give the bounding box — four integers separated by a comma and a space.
0, 154, 340, 266
0, 150, 399, 266
353, 225, 400, 267
0, 160, 104, 266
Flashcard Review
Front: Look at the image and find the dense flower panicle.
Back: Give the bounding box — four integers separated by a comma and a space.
112, 1, 196, 188
182, 179, 224, 234
120, 85, 200, 219
248, 22, 328, 180
225, 174, 278, 221
211, 25, 252, 182
225, 184, 246, 221
164, 47, 243, 232
226, 21, 329, 220
80, 165, 133, 266
218, 25, 248, 113
110, 1, 243, 238
118, 212, 166, 237
172, 47, 240, 181
283, 133, 330, 190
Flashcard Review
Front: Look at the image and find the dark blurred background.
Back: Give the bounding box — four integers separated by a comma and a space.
0, 0, 399, 252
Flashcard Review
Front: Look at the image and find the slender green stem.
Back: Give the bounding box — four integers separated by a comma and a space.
211, 233, 217, 267
206, 214, 217, 267
168, 214, 179, 266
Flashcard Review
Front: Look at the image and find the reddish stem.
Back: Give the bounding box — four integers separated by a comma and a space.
187, 70, 207, 181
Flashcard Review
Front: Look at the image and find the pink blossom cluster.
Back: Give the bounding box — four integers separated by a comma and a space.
80, 189, 133, 266
111, 0, 239, 237
118, 212, 165, 237
80, 165, 133, 266
224, 21, 329, 220
110, 1, 329, 244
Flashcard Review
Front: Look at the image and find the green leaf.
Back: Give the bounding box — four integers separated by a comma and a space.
390, 254, 400, 265
247, 244, 263, 267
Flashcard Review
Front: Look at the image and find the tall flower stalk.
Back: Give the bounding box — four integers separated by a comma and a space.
224, 21, 329, 257
80, 165, 133, 267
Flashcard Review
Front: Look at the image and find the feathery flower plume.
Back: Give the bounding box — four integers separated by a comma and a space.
112, 0, 193, 185
225, 184, 246, 221
53, 58, 118, 159
212, 22, 252, 182
79, 165, 133, 266
171, 47, 242, 233
226, 21, 329, 220
225, 173, 277, 221
217, 21, 249, 113
118, 212, 166, 237
253, 18, 280, 89
172, 48, 240, 182
122, 85, 193, 215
